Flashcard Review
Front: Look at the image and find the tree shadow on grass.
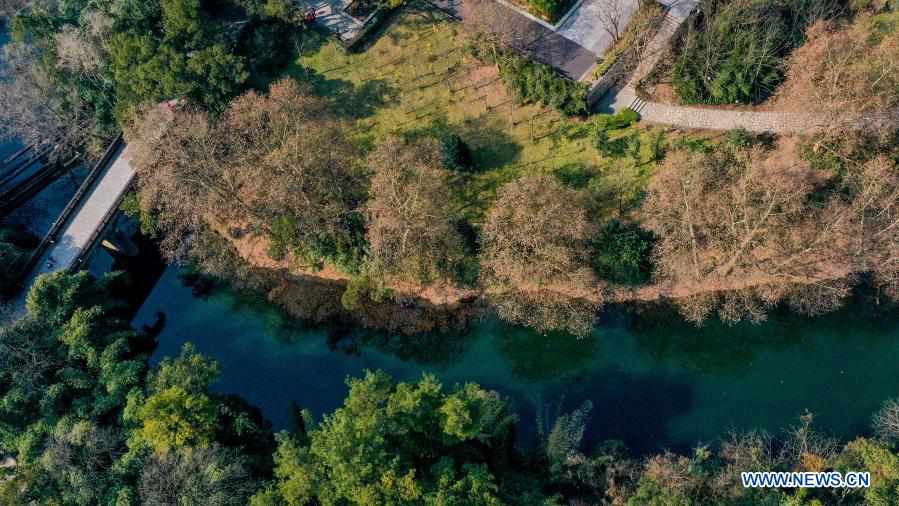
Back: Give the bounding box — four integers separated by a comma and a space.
554, 163, 597, 189
379, 2, 451, 46
458, 114, 522, 171
289, 66, 399, 119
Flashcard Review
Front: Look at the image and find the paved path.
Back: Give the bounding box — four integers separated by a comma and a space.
606, 87, 833, 132
430, 0, 597, 79
556, 0, 640, 57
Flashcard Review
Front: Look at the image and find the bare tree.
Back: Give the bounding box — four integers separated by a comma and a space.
481, 175, 601, 336
780, 412, 839, 471
366, 136, 465, 283
595, 0, 628, 44
0, 42, 97, 157
641, 146, 855, 324
131, 79, 365, 266
873, 398, 899, 444
54, 12, 114, 81
0, 0, 27, 17
140, 444, 256, 506
778, 20, 899, 118
846, 156, 899, 300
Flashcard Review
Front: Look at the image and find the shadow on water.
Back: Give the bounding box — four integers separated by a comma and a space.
620, 291, 899, 376
498, 326, 600, 382
514, 368, 695, 455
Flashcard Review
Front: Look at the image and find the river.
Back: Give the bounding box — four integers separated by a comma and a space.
134, 265, 899, 454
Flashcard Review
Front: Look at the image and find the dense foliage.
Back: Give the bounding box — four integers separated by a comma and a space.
251, 371, 554, 505
0, 225, 37, 296
673, 0, 837, 104
0, 0, 296, 156
498, 55, 588, 116
0, 271, 273, 505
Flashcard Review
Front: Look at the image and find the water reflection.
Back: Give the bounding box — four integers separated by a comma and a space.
498, 325, 600, 382
135, 266, 899, 454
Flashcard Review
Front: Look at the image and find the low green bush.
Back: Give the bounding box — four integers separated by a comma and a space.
498, 54, 588, 116
528, 0, 572, 21
440, 134, 474, 171
591, 220, 655, 285
341, 270, 393, 311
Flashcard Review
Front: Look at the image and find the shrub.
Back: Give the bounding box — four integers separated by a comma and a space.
591, 220, 655, 285
529, 0, 570, 21
498, 55, 588, 116
440, 134, 474, 171
341, 270, 393, 311
673, 0, 837, 105
267, 216, 298, 261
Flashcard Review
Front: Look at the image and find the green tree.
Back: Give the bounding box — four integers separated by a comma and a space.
834, 438, 899, 506
255, 371, 535, 505
161, 0, 206, 47
591, 220, 655, 285
128, 344, 220, 453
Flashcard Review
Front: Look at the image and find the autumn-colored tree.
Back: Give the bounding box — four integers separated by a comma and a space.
845, 156, 899, 300
778, 19, 899, 119
366, 136, 465, 283
481, 176, 600, 336
641, 146, 855, 324
130, 79, 366, 269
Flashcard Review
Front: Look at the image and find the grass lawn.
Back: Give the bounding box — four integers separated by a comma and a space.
288, 5, 666, 222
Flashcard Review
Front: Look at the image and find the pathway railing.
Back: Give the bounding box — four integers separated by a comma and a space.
14, 134, 123, 291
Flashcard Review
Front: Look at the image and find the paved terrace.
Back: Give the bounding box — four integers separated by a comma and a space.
294, 0, 365, 41
427, 0, 598, 79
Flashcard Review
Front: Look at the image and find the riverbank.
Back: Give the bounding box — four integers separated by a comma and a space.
135, 262, 899, 455
219, 225, 867, 335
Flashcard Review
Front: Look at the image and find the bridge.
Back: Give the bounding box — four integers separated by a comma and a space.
12, 102, 178, 308
15, 133, 134, 299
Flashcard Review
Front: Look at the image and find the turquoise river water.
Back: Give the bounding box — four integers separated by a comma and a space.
135, 266, 899, 454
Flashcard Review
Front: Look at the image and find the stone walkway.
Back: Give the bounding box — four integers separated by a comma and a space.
597, 0, 854, 133
607, 87, 831, 133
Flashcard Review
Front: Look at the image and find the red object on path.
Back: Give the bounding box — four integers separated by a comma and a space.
304, 10, 317, 24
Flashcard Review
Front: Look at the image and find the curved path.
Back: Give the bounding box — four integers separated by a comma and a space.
596, 1, 898, 133
606, 86, 831, 133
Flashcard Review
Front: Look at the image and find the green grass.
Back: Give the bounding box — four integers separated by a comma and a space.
289, 7, 666, 221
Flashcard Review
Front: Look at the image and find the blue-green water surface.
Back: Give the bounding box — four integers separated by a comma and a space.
134, 266, 899, 454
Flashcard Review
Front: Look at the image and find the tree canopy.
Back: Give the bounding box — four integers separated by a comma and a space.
480, 176, 601, 336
